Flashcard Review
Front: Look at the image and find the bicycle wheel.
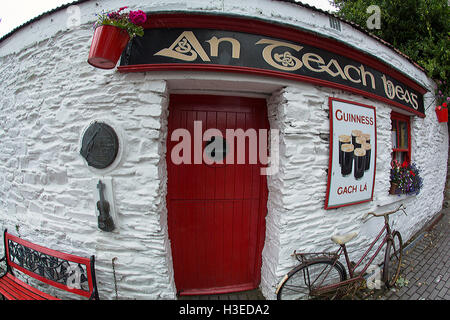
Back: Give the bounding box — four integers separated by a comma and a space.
383, 231, 403, 288
276, 259, 347, 300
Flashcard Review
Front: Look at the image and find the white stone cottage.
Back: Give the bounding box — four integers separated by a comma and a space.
0, 0, 447, 299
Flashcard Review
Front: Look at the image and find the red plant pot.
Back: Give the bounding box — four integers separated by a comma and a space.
88, 25, 130, 69
435, 107, 448, 123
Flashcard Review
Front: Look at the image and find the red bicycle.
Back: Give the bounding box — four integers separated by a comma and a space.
276, 205, 405, 300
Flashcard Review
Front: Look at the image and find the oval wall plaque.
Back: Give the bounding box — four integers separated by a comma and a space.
80, 122, 119, 169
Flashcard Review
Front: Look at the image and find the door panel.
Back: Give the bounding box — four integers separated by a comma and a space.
167, 94, 269, 295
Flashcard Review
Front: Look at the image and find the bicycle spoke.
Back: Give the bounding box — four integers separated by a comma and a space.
277, 259, 346, 300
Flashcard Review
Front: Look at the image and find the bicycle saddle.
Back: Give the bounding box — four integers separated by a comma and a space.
331, 232, 358, 245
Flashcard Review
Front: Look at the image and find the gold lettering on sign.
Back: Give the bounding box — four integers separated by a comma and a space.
256, 39, 303, 71
321, 59, 348, 80
359, 65, 376, 90
206, 36, 241, 59
381, 74, 396, 99
344, 65, 361, 84
154, 31, 211, 62
302, 52, 326, 73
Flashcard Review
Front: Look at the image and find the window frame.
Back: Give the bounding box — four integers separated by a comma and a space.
391, 112, 411, 164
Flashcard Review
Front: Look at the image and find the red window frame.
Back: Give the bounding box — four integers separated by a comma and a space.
391, 112, 411, 164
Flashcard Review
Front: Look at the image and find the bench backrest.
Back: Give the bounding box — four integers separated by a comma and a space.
3, 230, 99, 299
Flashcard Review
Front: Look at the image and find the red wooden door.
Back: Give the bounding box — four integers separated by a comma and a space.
167, 94, 269, 295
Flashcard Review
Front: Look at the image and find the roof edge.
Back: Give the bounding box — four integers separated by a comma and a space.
0, 0, 91, 44
0, 0, 426, 74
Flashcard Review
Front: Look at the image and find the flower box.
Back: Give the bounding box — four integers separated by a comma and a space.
390, 161, 423, 196
389, 182, 400, 195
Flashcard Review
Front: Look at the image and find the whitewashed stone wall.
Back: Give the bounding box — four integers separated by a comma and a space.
0, 24, 175, 299
0, 0, 447, 300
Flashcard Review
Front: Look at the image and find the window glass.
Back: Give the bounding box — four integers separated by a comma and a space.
399, 121, 408, 149
391, 112, 411, 164
391, 120, 398, 149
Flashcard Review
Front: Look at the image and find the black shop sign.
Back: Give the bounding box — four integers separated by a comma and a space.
121, 28, 424, 116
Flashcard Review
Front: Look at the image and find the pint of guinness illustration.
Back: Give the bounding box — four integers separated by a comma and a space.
363, 143, 371, 171
351, 130, 362, 146
338, 131, 372, 178
341, 143, 354, 176
355, 136, 366, 149
338, 135, 351, 165
354, 147, 366, 179
360, 133, 371, 144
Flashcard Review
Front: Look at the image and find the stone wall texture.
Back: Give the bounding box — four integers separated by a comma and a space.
0, 0, 447, 299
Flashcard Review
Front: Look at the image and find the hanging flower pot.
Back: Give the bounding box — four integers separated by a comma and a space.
435, 105, 448, 123
87, 7, 147, 69
88, 25, 130, 69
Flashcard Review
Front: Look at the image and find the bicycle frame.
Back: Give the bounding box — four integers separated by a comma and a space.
310, 218, 393, 296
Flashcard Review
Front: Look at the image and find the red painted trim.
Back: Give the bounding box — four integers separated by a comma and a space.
4, 232, 94, 298
136, 13, 427, 95
119, 63, 425, 118
6, 232, 90, 265
325, 97, 377, 210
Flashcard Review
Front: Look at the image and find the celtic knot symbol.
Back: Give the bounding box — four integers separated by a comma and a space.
175, 38, 192, 54
274, 51, 295, 67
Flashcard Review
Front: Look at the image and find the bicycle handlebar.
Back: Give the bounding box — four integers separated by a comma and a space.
361, 204, 406, 221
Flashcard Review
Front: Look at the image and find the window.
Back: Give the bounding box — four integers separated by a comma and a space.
391, 112, 411, 164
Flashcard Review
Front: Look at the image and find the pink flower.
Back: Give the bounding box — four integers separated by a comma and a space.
129, 10, 147, 25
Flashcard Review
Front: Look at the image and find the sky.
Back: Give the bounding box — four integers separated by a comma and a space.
0, 0, 337, 38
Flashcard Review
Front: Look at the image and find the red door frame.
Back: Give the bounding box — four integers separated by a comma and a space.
166, 94, 269, 295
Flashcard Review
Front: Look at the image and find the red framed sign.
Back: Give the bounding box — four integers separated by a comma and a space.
325, 98, 377, 209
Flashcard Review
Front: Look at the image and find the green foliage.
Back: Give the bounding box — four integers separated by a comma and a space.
395, 276, 409, 287
332, 0, 449, 105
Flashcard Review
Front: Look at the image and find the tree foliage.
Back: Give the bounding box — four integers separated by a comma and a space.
332, 0, 449, 105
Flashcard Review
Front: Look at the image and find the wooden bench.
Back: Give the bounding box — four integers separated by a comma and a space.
0, 229, 99, 300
